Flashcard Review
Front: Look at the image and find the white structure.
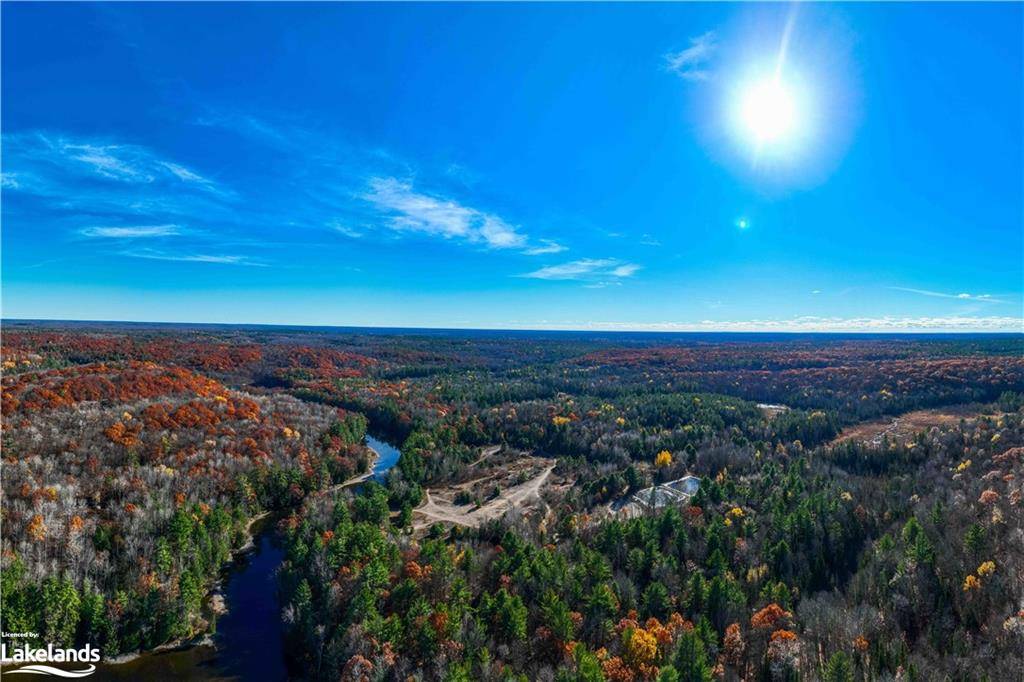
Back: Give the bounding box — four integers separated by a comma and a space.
620, 475, 701, 517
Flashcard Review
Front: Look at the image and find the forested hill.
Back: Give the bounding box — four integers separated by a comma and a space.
2, 326, 1022, 680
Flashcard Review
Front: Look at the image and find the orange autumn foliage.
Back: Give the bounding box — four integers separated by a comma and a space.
27, 514, 47, 541
751, 603, 792, 629
771, 629, 798, 642
723, 623, 745, 664
601, 656, 635, 682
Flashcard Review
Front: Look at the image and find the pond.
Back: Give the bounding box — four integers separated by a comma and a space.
83, 432, 402, 681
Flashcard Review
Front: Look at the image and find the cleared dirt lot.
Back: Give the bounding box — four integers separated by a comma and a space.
413, 447, 556, 530
831, 405, 997, 447
414, 464, 555, 529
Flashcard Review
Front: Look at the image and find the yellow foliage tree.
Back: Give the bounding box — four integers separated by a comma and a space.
655, 450, 672, 468
625, 627, 658, 667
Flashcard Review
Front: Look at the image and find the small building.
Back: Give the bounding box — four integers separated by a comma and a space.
620, 474, 702, 517
666, 475, 700, 496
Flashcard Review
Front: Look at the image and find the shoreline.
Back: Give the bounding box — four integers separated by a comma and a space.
94, 442, 378, 669
337, 441, 382, 490
93, 511, 273, 668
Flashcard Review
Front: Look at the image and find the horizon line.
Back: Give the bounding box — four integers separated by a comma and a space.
3, 317, 1022, 336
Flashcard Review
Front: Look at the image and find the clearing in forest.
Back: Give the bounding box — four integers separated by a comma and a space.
413, 452, 555, 529
831, 406, 997, 447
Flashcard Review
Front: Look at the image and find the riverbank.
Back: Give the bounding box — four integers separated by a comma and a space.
90, 511, 276, 670
79, 436, 401, 678
235, 510, 272, 553
324, 441, 381, 493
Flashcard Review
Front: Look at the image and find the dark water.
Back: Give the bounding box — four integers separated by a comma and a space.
86, 519, 286, 681
83, 433, 399, 681
213, 526, 289, 681
365, 433, 401, 482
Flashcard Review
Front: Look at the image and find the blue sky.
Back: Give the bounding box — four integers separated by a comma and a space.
2, 2, 1021, 331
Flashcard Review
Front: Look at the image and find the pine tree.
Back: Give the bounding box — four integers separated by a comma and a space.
823, 651, 854, 682
672, 628, 713, 682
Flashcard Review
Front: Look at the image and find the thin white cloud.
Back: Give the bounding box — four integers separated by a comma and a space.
81, 224, 181, 238
157, 162, 227, 196
520, 258, 642, 281
328, 220, 364, 239
121, 249, 263, 266
494, 315, 1024, 333
193, 111, 290, 146
7, 133, 227, 196
479, 216, 525, 249
665, 31, 717, 81
445, 163, 480, 187
889, 286, 1003, 303
363, 177, 527, 249
62, 142, 154, 182
611, 263, 641, 278
523, 239, 567, 256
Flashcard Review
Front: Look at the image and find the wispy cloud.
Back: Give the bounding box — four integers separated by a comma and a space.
664, 31, 717, 81
610, 263, 641, 278
3, 132, 234, 216
479, 216, 525, 249
328, 221, 364, 239
157, 161, 227, 196
4, 131, 254, 264
193, 111, 290, 146
445, 163, 480, 188
2, 173, 25, 190
496, 316, 1024, 333
6, 133, 225, 194
81, 224, 181, 238
121, 248, 263, 266
889, 287, 1004, 303
523, 239, 567, 256
363, 177, 527, 250
63, 142, 155, 182
5, 124, 596, 272
520, 258, 642, 282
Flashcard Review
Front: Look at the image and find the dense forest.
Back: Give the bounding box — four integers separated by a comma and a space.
2, 324, 1022, 680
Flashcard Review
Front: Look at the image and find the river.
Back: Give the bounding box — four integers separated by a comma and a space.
84, 433, 403, 681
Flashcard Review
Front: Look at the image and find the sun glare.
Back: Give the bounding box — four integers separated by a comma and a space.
739, 78, 799, 146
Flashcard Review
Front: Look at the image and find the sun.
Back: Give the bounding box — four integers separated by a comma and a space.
739, 78, 799, 146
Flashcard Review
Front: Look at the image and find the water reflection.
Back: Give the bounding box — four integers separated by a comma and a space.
365, 433, 402, 482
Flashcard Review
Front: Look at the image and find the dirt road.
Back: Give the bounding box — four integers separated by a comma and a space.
470, 445, 502, 467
